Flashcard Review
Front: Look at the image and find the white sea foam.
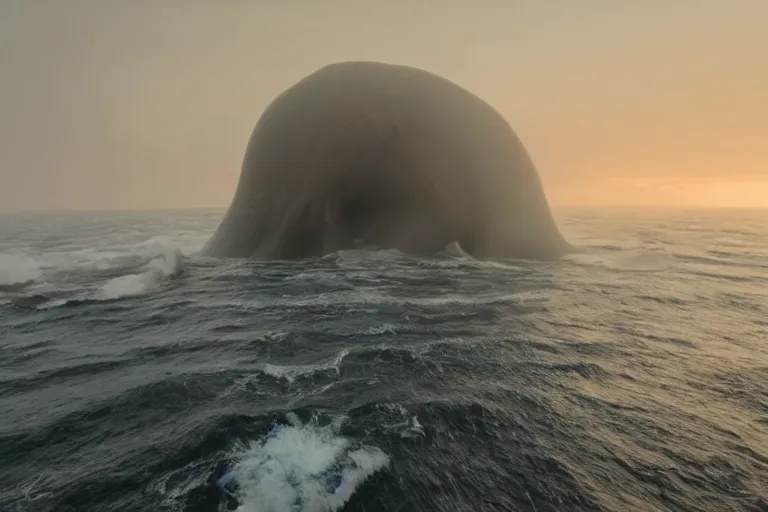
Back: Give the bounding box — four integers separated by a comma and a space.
444, 240, 469, 258
0, 253, 41, 287
262, 348, 349, 384
380, 410, 425, 440
100, 244, 184, 300
221, 414, 389, 512
360, 324, 397, 336
151, 458, 212, 505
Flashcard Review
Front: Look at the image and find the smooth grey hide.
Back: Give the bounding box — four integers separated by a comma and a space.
202, 61, 572, 260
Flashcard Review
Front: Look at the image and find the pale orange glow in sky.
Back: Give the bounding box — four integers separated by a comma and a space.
0, 2, 766, 212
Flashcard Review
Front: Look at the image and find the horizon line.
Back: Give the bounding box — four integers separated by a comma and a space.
0, 203, 767, 216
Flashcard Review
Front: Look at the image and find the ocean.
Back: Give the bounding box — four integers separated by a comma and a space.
0, 207, 766, 512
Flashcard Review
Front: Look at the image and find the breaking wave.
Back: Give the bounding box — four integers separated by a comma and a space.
218, 413, 389, 512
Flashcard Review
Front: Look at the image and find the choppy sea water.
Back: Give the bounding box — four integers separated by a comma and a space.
0, 207, 766, 512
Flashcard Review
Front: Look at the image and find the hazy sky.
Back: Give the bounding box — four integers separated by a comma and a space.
1, 2, 766, 212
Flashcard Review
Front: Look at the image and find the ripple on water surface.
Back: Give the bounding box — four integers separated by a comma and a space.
0, 208, 767, 511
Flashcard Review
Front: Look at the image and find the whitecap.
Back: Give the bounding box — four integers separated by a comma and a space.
220, 414, 389, 512
444, 240, 469, 258
0, 253, 41, 288
100, 245, 184, 300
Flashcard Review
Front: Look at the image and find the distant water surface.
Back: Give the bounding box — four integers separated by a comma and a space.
0, 207, 766, 511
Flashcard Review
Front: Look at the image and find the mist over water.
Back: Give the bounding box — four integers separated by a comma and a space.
0, 207, 766, 511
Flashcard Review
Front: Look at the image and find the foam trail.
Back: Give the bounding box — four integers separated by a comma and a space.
220, 414, 389, 512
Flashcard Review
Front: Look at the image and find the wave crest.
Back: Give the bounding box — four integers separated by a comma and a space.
101, 245, 184, 300
0, 253, 41, 289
